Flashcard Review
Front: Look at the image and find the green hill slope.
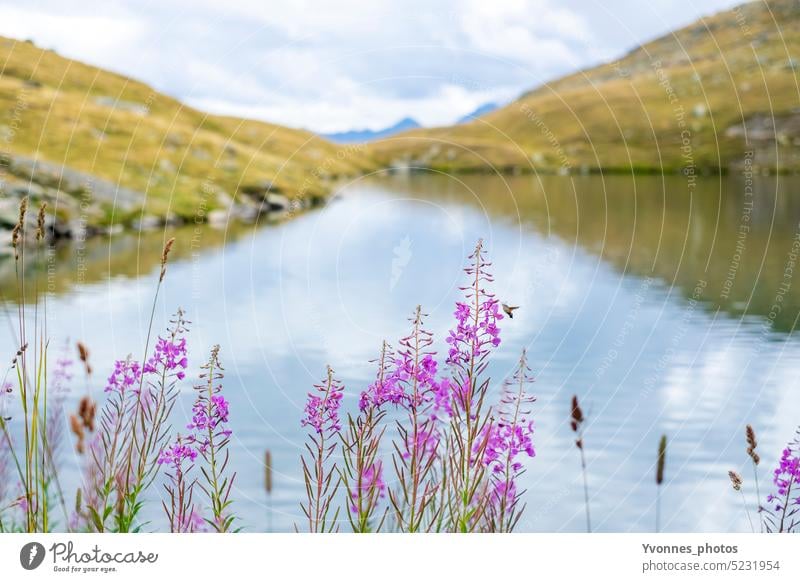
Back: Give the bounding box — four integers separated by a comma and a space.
369, 0, 800, 174
0, 37, 370, 233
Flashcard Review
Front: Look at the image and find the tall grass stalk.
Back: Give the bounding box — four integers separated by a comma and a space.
745, 424, 762, 531
656, 434, 667, 533
570, 395, 591, 533
117, 238, 176, 531
728, 471, 755, 532
7, 198, 63, 532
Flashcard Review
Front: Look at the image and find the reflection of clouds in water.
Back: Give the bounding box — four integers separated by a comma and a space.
266, 190, 486, 367
769, 364, 800, 448
3, 175, 800, 532
660, 348, 738, 413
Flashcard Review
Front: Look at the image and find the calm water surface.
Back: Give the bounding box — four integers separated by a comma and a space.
3, 172, 800, 532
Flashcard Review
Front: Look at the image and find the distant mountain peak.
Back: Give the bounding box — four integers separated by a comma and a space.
456, 102, 498, 124
323, 117, 421, 143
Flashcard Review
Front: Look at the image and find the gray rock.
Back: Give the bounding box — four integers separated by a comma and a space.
8, 182, 45, 198
216, 190, 233, 207
264, 192, 290, 211
164, 212, 182, 226
230, 204, 258, 223
240, 180, 280, 200
207, 209, 229, 227
7, 154, 142, 211
132, 215, 162, 231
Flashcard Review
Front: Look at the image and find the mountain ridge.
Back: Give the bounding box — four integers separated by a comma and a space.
0, 36, 371, 236
323, 117, 421, 143
367, 0, 800, 174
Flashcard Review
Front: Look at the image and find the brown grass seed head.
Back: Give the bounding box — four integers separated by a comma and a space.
159, 237, 176, 282
35, 202, 47, 241
656, 435, 667, 485
728, 470, 743, 491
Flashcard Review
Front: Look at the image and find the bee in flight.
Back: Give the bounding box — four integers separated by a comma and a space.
502, 303, 519, 319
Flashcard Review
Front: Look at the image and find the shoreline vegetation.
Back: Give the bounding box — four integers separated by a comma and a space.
0, 204, 797, 533
4, 0, 800, 250
0, 35, 371, 251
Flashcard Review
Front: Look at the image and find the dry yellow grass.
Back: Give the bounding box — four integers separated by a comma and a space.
369, 0, 800, 174
0, 37, 372, 222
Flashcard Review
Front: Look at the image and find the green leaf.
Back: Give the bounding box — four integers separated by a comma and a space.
88, 507, 104, 531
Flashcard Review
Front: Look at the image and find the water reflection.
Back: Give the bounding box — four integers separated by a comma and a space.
377, 172, 800, 332
1, 172, 798, 532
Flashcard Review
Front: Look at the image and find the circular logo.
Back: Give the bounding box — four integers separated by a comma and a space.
19, 542, 46, 570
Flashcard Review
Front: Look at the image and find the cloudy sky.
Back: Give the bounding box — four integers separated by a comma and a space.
0, 0, 743, 133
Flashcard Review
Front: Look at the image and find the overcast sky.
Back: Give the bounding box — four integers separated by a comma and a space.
0, 0, 745, 133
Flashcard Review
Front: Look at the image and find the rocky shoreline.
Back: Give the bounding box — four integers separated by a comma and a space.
0, 153, 322, 254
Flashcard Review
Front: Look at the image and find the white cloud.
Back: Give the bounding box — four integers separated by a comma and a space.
189, 82, 514, 133
460, 0, 589, 67
0, 5, 146, 71
0, 0, 743, 132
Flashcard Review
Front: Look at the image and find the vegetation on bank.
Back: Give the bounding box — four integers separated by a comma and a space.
0, 36, 372, 238
0, 198, 238, 532
368, 0, 800, 175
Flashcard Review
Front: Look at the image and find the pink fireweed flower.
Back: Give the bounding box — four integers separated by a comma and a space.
476, 421, 536, 473
350, 461, 386, 514
767, 447, 800, 511
182, 507, 208, 533
302, 370, 345, 435
52, 355, 73, 391
430, 377, 453, 421
385, 306, 451, 532
393, 310, 450, 458
188, 394, 230, 431
477, 349, 537, 529
359, 366, 405, 412
446, 298, 503, 366
158, 439, 198, 472
144, 336, 188, 380
445, 241, 503, 419
402, 423, 440, 460
396, 353, 440, 409
180, 345, 237, 532
187, 393, 232, 453
300, 366, 344, 532
159, 435, 199, 533
360, 341, 403, 412
105, 357, 142, 394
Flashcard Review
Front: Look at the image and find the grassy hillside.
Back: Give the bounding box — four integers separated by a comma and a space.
0, 37, 371, 227
369, 0, 800, 174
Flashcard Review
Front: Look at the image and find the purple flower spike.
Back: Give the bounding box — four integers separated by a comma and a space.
302, 367, 345, 436
477, 349, 537, 530
767, 447, 800, 513
446, 240, 503, 412
350, 461, 386, 514
105, 357, 142, 394
158, 439, 198, 472
144, 336, 188, 377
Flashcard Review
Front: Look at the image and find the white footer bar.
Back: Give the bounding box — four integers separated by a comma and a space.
1, 533, 796, 581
